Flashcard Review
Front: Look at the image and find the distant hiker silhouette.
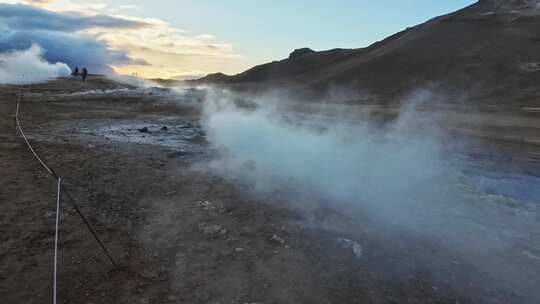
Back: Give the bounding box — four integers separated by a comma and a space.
73, 66, 79, 76
82, 67, 88, 82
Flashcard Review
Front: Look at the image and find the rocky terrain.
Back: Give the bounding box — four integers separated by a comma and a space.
0, 75, 539, 303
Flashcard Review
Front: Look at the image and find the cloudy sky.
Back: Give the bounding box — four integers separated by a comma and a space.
0, 0, 475, 79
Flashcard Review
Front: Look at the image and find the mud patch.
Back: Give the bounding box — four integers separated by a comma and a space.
78, 119, 207, 153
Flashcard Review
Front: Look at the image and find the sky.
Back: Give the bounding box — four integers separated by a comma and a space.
0, 0, 476, 79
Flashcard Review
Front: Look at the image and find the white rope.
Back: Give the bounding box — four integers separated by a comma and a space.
14, 80, 63, 304
15, 82, 22, 117
53, 178, 62, 304
14, 84, 55, 177
14, 79, 118, 303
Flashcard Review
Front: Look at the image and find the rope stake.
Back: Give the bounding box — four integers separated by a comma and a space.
53, 178, 62, 304
13, 80, 120, 304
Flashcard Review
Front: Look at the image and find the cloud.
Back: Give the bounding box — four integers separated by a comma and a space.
116, 4, 141, 11
0, 2, 243, 78
100, 17, 243, 78
0, 0, 57, 6
0, 44, 71, 84
1, 29, 150, 74
0, 3, 147, 31
21, 0, 55, 6
0, 3, 148, 74
195, 34, 216, 40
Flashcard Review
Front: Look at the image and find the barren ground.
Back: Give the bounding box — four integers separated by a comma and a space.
1, 77, 539, 304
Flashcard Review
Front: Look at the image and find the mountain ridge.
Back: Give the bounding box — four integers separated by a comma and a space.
194, 0, 540, 105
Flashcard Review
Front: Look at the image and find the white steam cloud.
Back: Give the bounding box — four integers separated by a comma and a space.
200, 89, 540, 300
0, 44, 71, 84
202, 92, 460, 226
106, 74, 162, 88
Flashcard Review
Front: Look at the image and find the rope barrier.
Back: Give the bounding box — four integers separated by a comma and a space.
13, 80, 120, 303
61, 186, 119, 269
15, 116, 58, 178
14, 83, 57, 178
53, 178, 62, 304
16, 82, 21, 116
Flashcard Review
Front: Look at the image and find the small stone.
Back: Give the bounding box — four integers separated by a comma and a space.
138, 127, 148, 133
270, 234, 285, 245
199, 223, 226, 237
337, 238, 363, 258
235, 247, 245, 253
160, 126, 169, 131
141, 270, 158, 279
197, 200, 214, 210
522, 250, 540, 261
136, 297, 149, 304
197, 200, 219, 216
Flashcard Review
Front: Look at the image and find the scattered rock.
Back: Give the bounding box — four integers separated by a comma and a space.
140, 270, 159, 279
522, 250, 540, 261
521, 61, 540, 73
168, 151, 197, 159
197, 200, 215, 210
289, 47, 315, 59
270, 234, 285, 245
235, 247, 246, 253
135, 297, 149, 304
199, 223, 226, 237
138, 127, 148, 133
160, 126, 169, 131
196, 200, 223, 216
337, 238, 363, 258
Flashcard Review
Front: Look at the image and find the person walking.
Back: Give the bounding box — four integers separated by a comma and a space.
73, 66, 79, 76
82, 67, 88, 82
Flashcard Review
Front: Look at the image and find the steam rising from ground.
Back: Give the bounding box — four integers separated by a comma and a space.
202, 92, 464, 227
0, 44, 71, 84
106, 74, 162, 88
200, 89, 540, 299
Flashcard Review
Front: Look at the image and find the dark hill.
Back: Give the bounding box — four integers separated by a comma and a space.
195, 0, 540, 105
